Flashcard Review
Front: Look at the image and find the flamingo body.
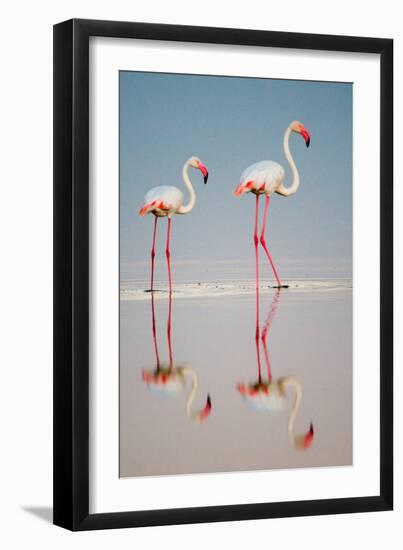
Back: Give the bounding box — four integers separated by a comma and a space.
235, 161, 285, 196
140, 185, 184, 217
142, 366, 186, 397
237, 382, 286, 413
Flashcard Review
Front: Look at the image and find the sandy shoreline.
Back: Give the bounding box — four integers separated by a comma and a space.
120, 278, 352, 301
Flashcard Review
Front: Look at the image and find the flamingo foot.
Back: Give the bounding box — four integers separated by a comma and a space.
144, 288, 164, 293
270, 284, 289, 289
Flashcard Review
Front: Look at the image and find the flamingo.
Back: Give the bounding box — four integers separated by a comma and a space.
234, 121, 311, 289
142, 365, 212, 423
139, 156, 209, 293
236, 289, 314, 450
141, 291, 212, 423
238, 374, 314, 450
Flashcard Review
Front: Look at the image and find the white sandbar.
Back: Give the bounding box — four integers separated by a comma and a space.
120, 279, 352, 301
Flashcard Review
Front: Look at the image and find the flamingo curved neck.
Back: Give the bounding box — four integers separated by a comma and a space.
277, 127, 300, 197
177, 160, 196, 214
182, 367, 199, 419
280, 376, 302, 439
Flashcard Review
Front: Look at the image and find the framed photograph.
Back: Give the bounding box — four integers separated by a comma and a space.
53, 18, 393, 530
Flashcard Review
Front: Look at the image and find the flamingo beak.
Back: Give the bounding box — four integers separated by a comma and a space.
199, 394, 212, 421
197, 162, 209, 184
304, 422, 314, 447
302, 423, 314, 449
293, 422, 314, 450
300, 127, 311, 147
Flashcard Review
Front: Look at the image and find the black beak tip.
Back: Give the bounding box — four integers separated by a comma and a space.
309, 422, 314, 434
203, 173, 209, 184
207, 394, 211, 406
306, 137, 310, 148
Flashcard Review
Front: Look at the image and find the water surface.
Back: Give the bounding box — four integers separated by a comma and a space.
120, 286, 352, 477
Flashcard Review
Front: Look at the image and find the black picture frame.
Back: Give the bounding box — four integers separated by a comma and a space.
53, 18, 393, 531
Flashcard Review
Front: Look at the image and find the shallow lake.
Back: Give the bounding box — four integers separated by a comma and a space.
120, 285, 352, 478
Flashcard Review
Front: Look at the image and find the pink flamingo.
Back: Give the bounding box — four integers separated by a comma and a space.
237, 289, 314, 450
139, 156, 209, 293
142, 292, 212, 423
234, 121, 311, 289
142, 365, 212, 423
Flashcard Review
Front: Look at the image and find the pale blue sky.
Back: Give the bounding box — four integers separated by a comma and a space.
120, 71, 352, 280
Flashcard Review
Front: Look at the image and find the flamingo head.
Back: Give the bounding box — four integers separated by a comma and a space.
290, 121, 311, 147
189, 156, 209, 184
198, 394, 212, 422
294, 422, 315, 450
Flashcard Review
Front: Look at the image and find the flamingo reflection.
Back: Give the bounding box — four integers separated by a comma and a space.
237, 289, 314, 450
142, 292, 212, 423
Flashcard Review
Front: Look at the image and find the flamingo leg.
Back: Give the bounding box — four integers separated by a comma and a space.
166, 218, 172, 294
167, 288, 173, 370
150, 216, 158, 292
261, 326, 272, 382
260, 196, 283, 288
254, 194, 260, 293
255, 329, 263, 383
253, 195, 262, 381
151, 292, 160, 369
261, 290, 281, 382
